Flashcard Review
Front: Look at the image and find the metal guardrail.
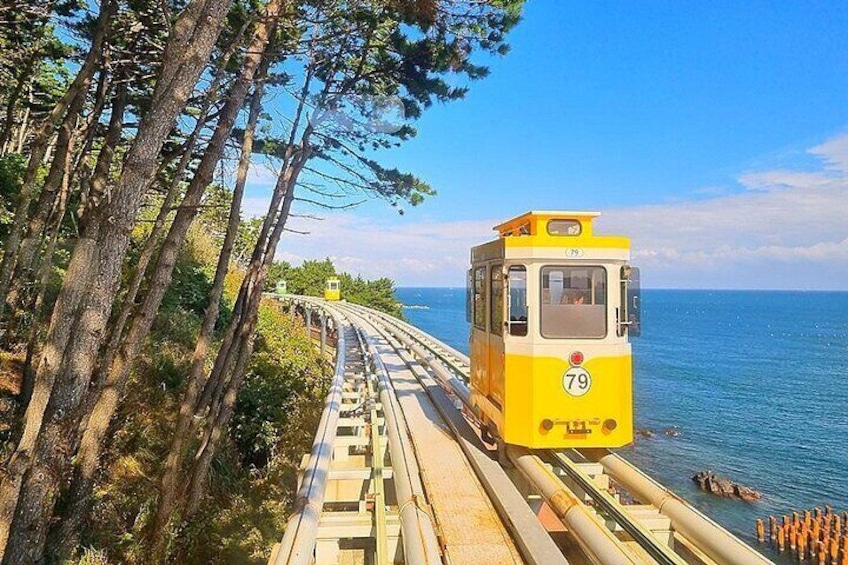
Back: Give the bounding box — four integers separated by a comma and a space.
272, 307, 346, 565
274, 298, 442, 565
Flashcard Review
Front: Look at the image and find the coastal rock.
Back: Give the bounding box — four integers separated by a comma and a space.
692, 470, 762, 502
636, 428, 654, 439
664, 426, 681, 438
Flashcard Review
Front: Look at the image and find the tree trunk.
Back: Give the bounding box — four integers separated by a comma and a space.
0, 0, 231, 560
44, 49, 236, 560
47, 3, 285, 559
6, 90, 85, 318
87, 15, 246, 381
20, 137, 74, 412
69, 62, 113, 193
13, 83, 33, 155
0, 58, 37, 154
149, 64, 270, 550
182, 145, 309, 522
77, 80, 127, 228
0, 0, 116, 319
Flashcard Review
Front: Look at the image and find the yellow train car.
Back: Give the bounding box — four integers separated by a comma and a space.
468, 211, 641, 449
324, 278, 341, 301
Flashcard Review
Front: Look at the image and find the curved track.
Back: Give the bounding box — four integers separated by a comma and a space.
270, 297, 774, 565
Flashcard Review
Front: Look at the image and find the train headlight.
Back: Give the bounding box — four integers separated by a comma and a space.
569, 351, 584, 366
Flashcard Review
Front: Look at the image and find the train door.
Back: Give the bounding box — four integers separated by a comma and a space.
469, 265, 489, 397
488, 264, 505, 407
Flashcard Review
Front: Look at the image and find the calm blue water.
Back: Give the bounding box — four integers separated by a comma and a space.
395, 287, 848, 558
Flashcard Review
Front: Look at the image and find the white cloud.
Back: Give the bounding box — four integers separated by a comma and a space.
595, 131, 848, 288
275, 214, 492, 286
269, 131, 848, 290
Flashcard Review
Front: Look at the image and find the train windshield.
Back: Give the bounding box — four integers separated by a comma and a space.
540, 266, 607, 338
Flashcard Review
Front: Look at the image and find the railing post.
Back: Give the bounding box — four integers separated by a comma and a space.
320, 313, 327, 355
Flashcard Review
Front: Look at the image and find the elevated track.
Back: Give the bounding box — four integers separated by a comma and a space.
269, 297, 774, 565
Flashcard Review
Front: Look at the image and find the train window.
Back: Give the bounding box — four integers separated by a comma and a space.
507, 266, 528, 336
490, 265, 503, 335
540, 266, 607, 338
473, 266, 486, 330
547, 219, 582, 236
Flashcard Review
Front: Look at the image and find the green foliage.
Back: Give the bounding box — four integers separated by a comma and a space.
234, 216, 264, 266
274, 257, 403, 317
282, 258, 335, 297
339, 273, 403, 317
232, 301, 328, 467
0, 154, 25, 239
160, 261, 213, 320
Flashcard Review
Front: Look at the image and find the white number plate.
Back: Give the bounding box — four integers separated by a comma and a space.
563, 367, 592, 397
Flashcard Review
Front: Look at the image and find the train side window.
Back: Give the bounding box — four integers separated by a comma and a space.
540, 266, 607, 338
490, 265, 504, 334
507, 266, 528, 336
473, 266, 486, 330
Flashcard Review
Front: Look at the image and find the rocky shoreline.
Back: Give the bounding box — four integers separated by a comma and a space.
692, 470, 762, 502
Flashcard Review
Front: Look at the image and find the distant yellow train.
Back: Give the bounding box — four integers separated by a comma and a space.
468, 211, 640, 449
324, 278, 341, 301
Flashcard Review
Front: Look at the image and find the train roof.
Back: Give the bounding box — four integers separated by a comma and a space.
493, 210, 601, 237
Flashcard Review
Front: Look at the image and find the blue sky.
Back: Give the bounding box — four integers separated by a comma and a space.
248, 1, 848, 289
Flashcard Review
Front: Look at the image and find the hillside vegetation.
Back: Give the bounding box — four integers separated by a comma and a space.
0, 0, 521, 562
271, 257, 404, 318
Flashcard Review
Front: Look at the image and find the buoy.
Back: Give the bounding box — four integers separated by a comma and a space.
757, 519, 766, 543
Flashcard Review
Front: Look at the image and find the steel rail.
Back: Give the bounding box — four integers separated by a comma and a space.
547, 451, 687, 565
366, 348, 390, 565
580, 449, 773, 565
506, 446, 636, 564
337, 304, 443, 565
272, 308, 347, 565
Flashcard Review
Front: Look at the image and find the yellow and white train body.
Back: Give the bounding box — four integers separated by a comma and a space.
468, 211, 641, 449
324, 278, 341, 301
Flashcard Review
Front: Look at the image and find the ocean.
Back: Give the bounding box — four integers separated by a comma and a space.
394, 287, 848, 560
